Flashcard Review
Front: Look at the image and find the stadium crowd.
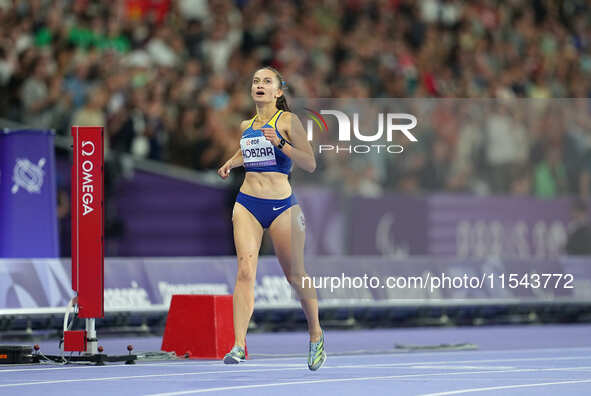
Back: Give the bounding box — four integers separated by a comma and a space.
1, 0, 591, 198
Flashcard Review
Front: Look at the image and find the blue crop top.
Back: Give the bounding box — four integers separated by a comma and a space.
240, 109, 293, 175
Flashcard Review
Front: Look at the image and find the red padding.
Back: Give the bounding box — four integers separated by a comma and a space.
161, 295, 246, 360
64, 330, 87, 352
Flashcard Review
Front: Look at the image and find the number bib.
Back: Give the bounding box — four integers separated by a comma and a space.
241, 136, 277, 168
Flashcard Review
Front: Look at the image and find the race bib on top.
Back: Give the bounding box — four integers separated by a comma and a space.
241, 135, 277, 168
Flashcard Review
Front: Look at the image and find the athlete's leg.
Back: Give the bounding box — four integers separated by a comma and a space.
268, 205, 322, 341
231, 202, 264, 348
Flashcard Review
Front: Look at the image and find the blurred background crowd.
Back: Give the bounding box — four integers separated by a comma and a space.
1, 0, 591, 198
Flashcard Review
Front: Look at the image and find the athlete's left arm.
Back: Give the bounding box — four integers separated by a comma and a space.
263, 112, 316, 173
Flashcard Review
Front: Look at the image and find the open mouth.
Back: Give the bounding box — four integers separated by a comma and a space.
255, 90, 265, 97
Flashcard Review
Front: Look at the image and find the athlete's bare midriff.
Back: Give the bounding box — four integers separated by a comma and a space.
240, 171, 292, 199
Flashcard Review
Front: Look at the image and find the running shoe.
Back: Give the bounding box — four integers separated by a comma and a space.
223, 345, 246, 364
308, 331, 327, 371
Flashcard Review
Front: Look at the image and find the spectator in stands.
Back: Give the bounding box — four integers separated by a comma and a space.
111, 87, 149, 157
534, 146, 568, 198
484, 103, 530, 193
169, 106, 200, 169
1, 0, 591, 198
565, 199, 591, 255
509, 166, 533, 196
64, 60, 92, 110
20, 57, 60, 128
421, 139, 452, 191
72, 85, 107, 127
144, 96, 168, 161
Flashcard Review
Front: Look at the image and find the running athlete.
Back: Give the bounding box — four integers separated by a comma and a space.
217, 67, 326, 371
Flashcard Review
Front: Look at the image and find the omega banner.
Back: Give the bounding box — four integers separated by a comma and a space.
71, 126, 104, 318
0, 129, 59, 258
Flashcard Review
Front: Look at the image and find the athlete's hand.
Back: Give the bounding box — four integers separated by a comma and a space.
262, 127, 280, 146
217, 162, 232, 179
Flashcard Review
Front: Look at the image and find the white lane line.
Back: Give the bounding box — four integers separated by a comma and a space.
1, 354, 591, 374
2, 345, 590, 373
230, 346, 591, 363
1, 363, 591, 390
0, 361, 213, 373
0, 359, 279, 373
294, 356, 591, 370
419, 379, 591, 396
409, 366, 515, 370
0, 367, 304, 388
145, 367, 591, 396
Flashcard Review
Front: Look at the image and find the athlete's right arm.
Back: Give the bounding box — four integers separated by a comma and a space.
217, 120, 248, 180
217, 148, 242, 179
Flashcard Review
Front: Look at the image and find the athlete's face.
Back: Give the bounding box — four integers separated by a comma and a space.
251, 69, 282, 104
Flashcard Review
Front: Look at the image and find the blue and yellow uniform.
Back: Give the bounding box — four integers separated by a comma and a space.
240, 109, 292, 174
236, 109, 297, 228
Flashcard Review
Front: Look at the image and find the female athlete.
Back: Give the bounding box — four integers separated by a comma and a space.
217, 67, 326, 371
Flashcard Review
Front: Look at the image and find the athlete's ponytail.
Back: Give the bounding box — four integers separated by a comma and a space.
262, 66, 291, 112
276, 93, 290, 112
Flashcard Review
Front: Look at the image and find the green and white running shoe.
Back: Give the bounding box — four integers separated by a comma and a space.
308, 331, 327, 371
223, 345, 245, 364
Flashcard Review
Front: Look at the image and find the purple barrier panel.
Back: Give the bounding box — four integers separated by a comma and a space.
142, 257, 236, 306
99, 256, 589, 308
1, 257, 588, 310
347, 194, 570, 258
561, 256, 591, 300
0, 259, 73, 308
252, 256, 294, 305
307, 256, 572, 301
113, 170, 233, 256
348, 194, 429, 256
103, 258, 154, 309
0, 130, 59, 258
295, 187, 344, 255
428, 195, 571, 259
